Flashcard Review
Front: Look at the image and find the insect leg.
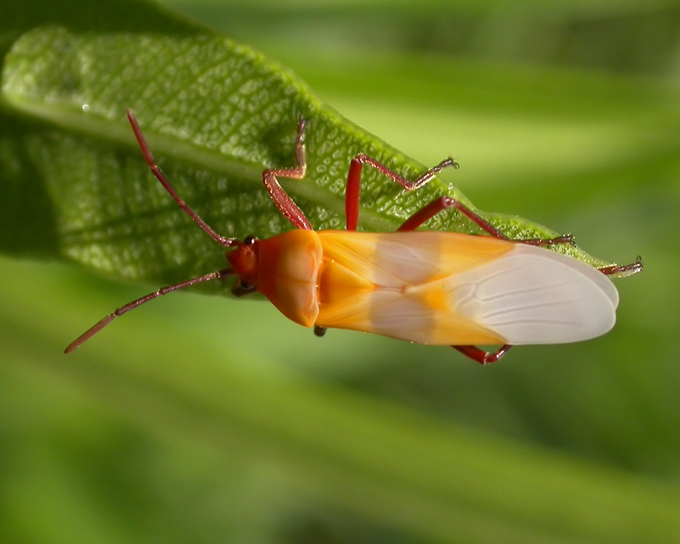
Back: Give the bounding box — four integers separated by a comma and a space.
398, 195, 643, 279
127, 110, 238, 248
597, 256, 644, 277
345, 155, 458, 230
262, 119, 312, 230
399, 196, 510, 236
452, 344, 513, 365
65, 268, 235, 353
343, 155, 569, 245
397, 196, 460, 232
397, 195, 573, 249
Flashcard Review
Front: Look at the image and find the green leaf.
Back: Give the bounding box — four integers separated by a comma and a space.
1, 23, 621, 292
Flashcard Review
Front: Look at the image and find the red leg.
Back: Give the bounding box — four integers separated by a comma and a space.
397, 195, 573, 248
65, 268, 235, 353
127, 110, 238, 248
597, 256, 643, 277
397, 196, 454, 232
345, 155, 458, 231
452, 344, 512, 365
262, 119, 312, 230
340, 153, 570, 247
516, 234, 576, 247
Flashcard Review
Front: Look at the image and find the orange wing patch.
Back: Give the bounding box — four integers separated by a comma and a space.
315, 231, 512, 345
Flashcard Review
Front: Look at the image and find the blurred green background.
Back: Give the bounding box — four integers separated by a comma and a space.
1, 1, 679, 543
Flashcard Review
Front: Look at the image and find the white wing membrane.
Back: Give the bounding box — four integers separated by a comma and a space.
453, 244, 619, 345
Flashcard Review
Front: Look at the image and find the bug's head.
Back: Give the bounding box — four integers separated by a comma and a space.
227, 235, 259, 290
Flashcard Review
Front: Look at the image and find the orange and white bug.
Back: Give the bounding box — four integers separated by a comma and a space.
65, 111, 642, 364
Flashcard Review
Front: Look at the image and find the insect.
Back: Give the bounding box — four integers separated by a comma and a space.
65, 110, 642, 363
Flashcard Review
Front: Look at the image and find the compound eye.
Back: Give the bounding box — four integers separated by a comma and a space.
243, 235, 257, 246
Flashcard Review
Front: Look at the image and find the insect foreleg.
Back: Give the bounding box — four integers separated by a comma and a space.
262, 119, 312, 230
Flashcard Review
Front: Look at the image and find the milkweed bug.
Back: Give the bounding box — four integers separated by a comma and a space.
65, 111, 642, 364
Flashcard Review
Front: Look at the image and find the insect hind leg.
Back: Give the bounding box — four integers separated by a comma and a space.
597, 256, 643, 277
453, 344, 512, 365
398, 195, 574, 249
